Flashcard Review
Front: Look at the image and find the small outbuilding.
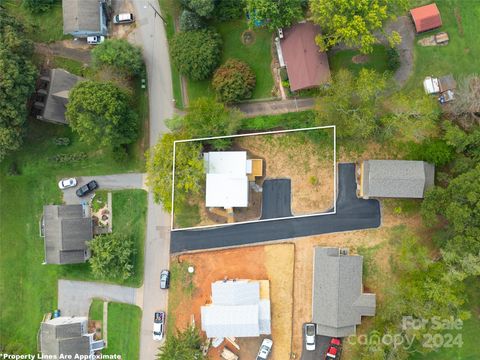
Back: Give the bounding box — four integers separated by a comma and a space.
279, 22, 331, 92
410, 3, 442, 33
358, 160, 435, 199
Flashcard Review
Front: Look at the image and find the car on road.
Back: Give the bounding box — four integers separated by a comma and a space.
160, 270, 170, 289
304, 323, 316, 351
113, 13, 135, 24
58, 178, 77, 190
75, 180, 98, 197
86, 36, 105, 45
153, 311, 165, 341
256, 338, 273, 360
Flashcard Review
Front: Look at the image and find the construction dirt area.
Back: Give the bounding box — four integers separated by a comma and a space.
169, 244, 295, 360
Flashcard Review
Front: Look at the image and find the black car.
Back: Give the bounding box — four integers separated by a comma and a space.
76, 180, 98, 197
160, 270, 170, 289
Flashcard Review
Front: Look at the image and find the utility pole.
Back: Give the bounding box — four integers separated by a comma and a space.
147, 1, 167, 25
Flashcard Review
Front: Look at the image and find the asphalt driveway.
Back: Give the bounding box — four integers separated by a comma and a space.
300, 324, 332, 360
260, 179, 293, 219
58, 279, 139, 317
170, 163, 380, 253
62, 173, 145, 204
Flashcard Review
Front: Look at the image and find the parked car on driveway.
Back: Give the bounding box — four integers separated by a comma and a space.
160, 270, 170, 289
153, 311, 165, 341
87, 36, 105, 45
75, 180, 98, 197
58, 178, 77, 190
113, 13, 134, 24
325, 346, 338, 359
256, 338, 273, 360
304, 323, 316, 351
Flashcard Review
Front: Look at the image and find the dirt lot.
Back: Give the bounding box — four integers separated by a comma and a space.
236, 131, 335, 215
169, 244, 295, 360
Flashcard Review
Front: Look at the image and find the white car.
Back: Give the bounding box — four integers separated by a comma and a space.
113, 13, 135, 24
256, 338, 273, 360
87, 36, 105, 45
58, 178, 77, 190
153, 311, 165, 341
304, 323, 316, 351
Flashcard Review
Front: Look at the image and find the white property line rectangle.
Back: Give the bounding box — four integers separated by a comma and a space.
171, 125, 336, 231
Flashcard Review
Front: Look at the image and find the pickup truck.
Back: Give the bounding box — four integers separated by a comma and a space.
153, 311, 165, 341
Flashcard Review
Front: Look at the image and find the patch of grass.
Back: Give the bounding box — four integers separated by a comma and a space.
103, 303, 142, 360
405, 0, 480, 91
3, 0, 69, 43
89, 299, 104, 321
382, 198, 422, 216
158, 0, 184, 109
51, 57, 94, 78
240, 110, 316, 131
188, 20, 275, 102
328, 44, 389, 75
91, 190, 108, 213
175, 202, 201, 228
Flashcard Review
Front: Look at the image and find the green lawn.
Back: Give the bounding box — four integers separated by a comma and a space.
0, 120, 145, 353
89, 299, 104, 321
187, 20, 274, 103
405, 0, 480, 90
104, 303, 141, 360
3, 0, 68, 43
328, 44, 389, 75
51, 56, 94, 78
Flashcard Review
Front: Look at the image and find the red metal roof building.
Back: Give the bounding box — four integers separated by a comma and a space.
410, 3, 442, 33
280, 22, 331, 92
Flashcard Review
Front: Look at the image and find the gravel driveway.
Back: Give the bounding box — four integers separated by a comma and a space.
58, 279, 139, 316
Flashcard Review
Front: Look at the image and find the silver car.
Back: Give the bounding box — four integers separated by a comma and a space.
304, 323, 316, 351
58, 178, 77, 190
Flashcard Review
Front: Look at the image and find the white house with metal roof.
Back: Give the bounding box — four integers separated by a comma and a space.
201, 280, 271, 338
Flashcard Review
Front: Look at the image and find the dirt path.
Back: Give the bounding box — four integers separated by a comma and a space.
35, 41, 92, 64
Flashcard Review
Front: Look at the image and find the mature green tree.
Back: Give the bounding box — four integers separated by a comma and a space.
91, 39, 144, 77
443, 122, 480, 162
88, 232, 136, 280
146, 133, 204, 212
170, 29, 222, 81
66, 81, 138, 148
179, 10, 206, 31
213, 0, 246, 21
246, 0, 302, 30
167, 97, 242, 150
22, 0, 55, 12
0, 13, 37, 161
310, 0, 406, 54
157, 326, 205, 360
315, 69, 386, 139
403, 138, 454, 167
181, 0, 215, 18
212, 59, 256, 103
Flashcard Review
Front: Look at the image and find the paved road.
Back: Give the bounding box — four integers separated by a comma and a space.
128, 0, 174, 359
58, 280, 138, 317
235, 97, 315, 117
260, 179, 293, 219
62, 173, 145, 204
170, 163, 380, 253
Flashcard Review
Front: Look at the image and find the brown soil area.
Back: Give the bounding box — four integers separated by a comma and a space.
169, 244, 294, 360
236, 132, 335, 215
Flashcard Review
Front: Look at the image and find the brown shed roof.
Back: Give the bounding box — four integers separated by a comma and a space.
410, 3, 442, 33
280, 22, 331, 92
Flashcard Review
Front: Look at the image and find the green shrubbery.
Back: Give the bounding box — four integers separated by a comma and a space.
403, 138, 455, 166
179, 10, 205, 31
49, 152, 88, 163
386, 47, 400, 71
212, 59, 256, 103
91, 39, 144, 77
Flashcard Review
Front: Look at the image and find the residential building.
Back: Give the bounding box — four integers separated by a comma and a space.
62, 0, 109, 38
40, 316, 104, 358
410, 3, 442, 33
357, 160, 435, 199
312, 247, 376, 337
41, 205, 93, 265
34, 69, 84, 124
278, 22, 331, 91
201, 280, 271, 338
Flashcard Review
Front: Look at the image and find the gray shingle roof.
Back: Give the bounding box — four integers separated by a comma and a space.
40, 317, 90, 357
62, 0, 102, 34
41, 69, 83, 124
362, 160, 435, 198
312, 248, 376, 338
43, 205, 93, 265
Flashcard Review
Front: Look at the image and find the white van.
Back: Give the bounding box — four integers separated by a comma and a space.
113, 13, 135, 24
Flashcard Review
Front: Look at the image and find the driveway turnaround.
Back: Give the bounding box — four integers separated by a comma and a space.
170, 163, 380, 253
62, 173, 145, 204
260, 179, 293, 219
58, 280, 138, 317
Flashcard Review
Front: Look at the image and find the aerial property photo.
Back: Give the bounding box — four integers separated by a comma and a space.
1, 0, 479, 360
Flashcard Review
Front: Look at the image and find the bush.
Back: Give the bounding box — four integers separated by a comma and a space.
279, 67, 289, 82
7, 162, 20, 176
22, 0, 55, 12
386, 47, 400, 72
49, 152, 88, 164
212, 59, 256, 103
53, 137, 71, 146
112, 144, 129, 163
181, 0, 215, 18
213, 0, 246, 21
170, 29, 222, 81
91, 39, 144, 77
179, 10, 205, 31
404, 139, 455, 166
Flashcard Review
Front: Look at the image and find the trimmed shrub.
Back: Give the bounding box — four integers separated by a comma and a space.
212, 59, 256, 103
91, 39, 144, 77
404, 139, 455, 166
49, 152, 88, 164
213, 0, 246, 21
53, 137, 71, 146
181, 0, 215, 18
179, 10, 206, 31
386, 47, 400, 72
170, 29, 222, 81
